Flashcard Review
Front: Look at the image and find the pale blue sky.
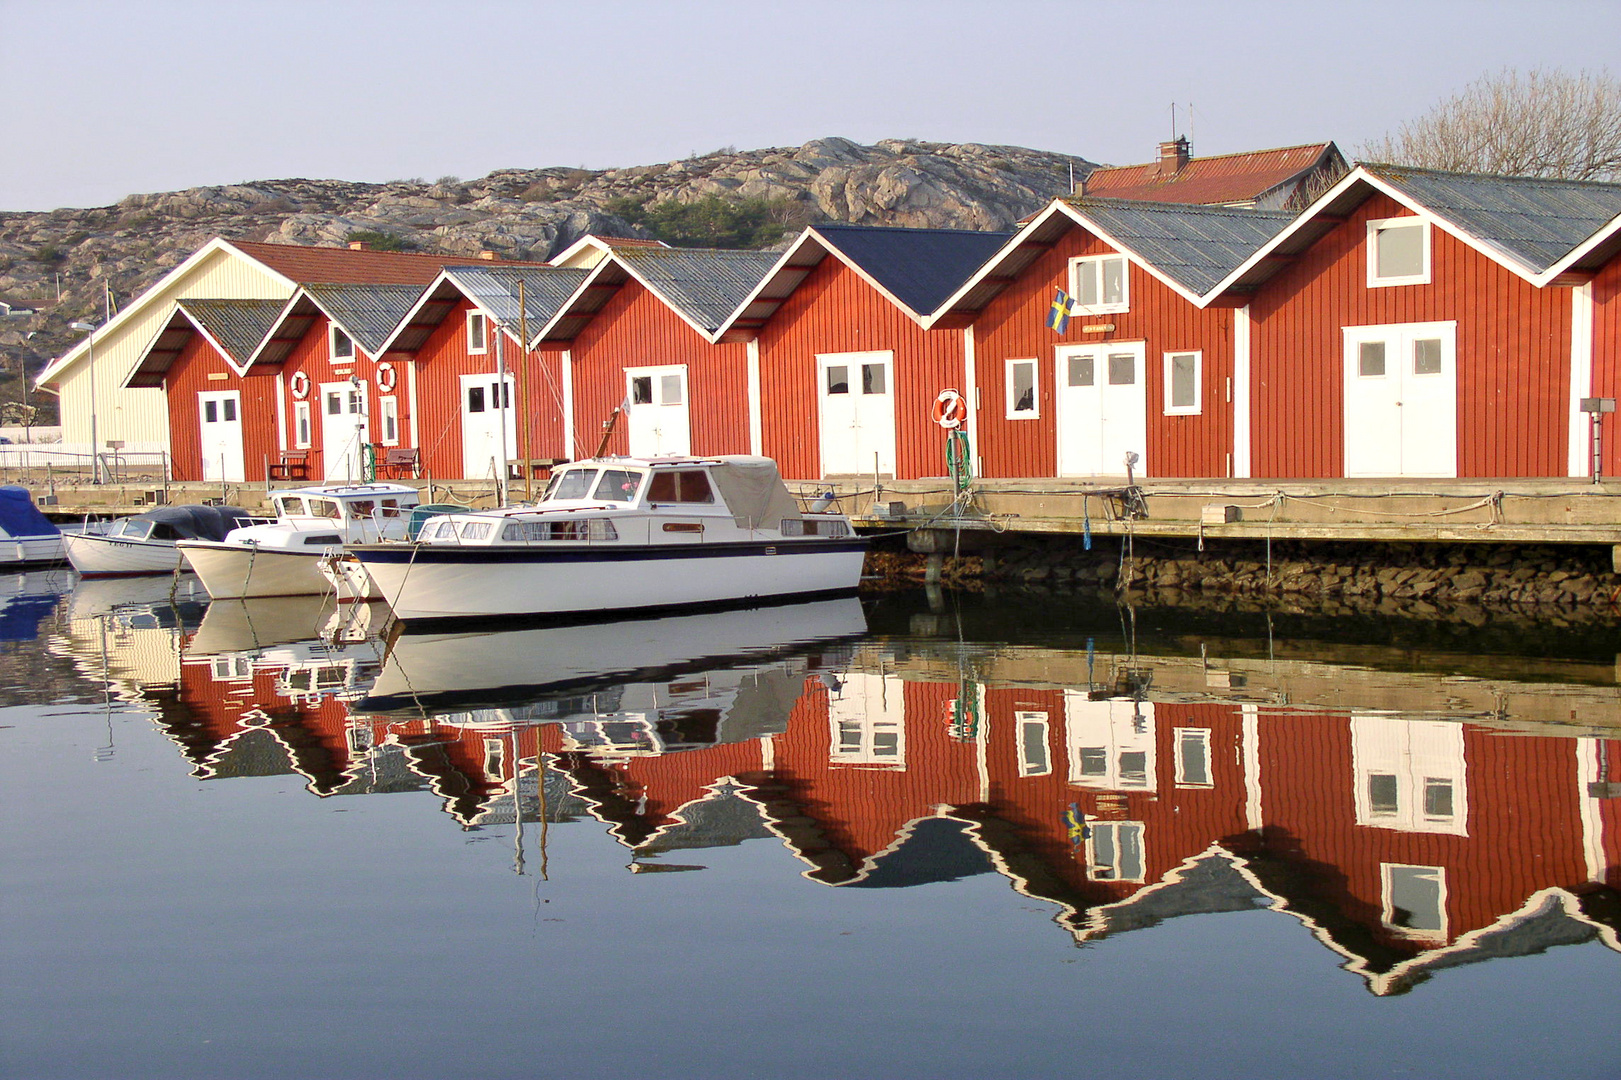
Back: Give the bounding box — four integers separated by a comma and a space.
3, 0, 1617, 211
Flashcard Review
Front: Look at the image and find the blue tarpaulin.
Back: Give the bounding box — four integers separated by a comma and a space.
0, 487, 59, 539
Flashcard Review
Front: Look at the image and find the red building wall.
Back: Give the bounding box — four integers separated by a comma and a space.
1589, 256, 1621, 476
163, 335, 280, 482
1249, 194, 1574, 477
970, 226, 1237, 479
755, 257, 967, 481
567, 281, 751, 459
274, 314, 398, 481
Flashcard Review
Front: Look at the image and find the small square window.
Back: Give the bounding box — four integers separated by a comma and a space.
659, 373, 682, 405
631, 376, 653, 404
1359, 341, 1387, 377
203, 400, 217, 423
1070, 254, 1129, 314
1006, 358, 1037, 418
1108, 353, 1135, 386
1164, 352, 1200, 415
222, 398, 237, 422
1368, 773, 1399, 815
862, 363, 887, 395
466, 386, 485, 413
1413, 338, 1443, 375
1368, 218, 1430, 286
330, 326, 355, 360
326, 391, 342, 416
467, 311, 489, 354
825, 365, 849, 395
1068, 355, 1094, 387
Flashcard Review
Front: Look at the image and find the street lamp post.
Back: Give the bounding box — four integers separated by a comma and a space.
69, 321, 101, 484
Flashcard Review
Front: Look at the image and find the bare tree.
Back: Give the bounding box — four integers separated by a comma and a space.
1362, 68, 1621, 181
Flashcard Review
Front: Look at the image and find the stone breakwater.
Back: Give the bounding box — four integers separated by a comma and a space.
864, 536, 1621, 624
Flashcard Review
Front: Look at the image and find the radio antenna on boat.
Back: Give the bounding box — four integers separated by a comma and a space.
516, 278, 534, 502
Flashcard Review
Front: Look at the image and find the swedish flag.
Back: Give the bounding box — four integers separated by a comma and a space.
1047, 287, 1073, 334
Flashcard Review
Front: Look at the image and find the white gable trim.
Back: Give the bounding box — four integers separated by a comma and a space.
924, 200, 1077, 328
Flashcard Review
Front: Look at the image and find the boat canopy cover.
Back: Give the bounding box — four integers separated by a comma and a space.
0, 486, 59, 539
708, 457, 802, 530
133, 504, 256, 541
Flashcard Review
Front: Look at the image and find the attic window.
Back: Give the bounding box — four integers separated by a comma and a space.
1070, 254, 1129, 314
467, 311, 488, 354
1367, 218, 1430, 286
330, 325, 355, 360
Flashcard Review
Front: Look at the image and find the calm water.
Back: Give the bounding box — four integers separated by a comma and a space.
2, 571, 1618, 1080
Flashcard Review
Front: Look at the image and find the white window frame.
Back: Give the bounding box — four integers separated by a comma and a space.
1381, 863, 1448, 939
293, 400, 312, 449
1085, 820, 1146, 882
467, 310, 489, 355
1163, 350, 1202, 416
1174, 727, 1214, 788
1005, 357, 1039, 419
1016, 710, 1051, 777
377, 395, 400, 446
1069, 254, 1130, 315
329, 324, 355, 361
1366, 217, 1431, 287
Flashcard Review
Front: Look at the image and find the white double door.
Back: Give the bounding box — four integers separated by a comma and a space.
624, 365, 690, 457
818, 351, 895, 478
460, 373, 516, 480
1056, 342, 1147, 477
1343, 321, 1456, 477
320, 381, 370, 482
197, 390, 244, 482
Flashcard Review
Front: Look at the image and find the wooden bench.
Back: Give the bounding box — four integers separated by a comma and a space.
267, 450, 310, 480
376, 446, 420, 479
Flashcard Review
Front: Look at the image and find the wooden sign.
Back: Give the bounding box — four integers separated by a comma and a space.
1081, 322, 1116, 334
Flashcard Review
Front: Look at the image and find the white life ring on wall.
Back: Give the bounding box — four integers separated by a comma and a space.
375, 362, 397, 393
932, 388, 968, 429
289, 371, 310, 400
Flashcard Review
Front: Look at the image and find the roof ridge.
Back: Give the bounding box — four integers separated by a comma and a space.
1091, 142, 1331, 172
1359, 160, 1621, 192
1064, 194, 1295, 218
813, 222, 1015, 237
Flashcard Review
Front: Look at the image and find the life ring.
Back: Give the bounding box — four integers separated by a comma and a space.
375, 362, 397, 393
289, 371, 310, 400
932, 388, 968, 429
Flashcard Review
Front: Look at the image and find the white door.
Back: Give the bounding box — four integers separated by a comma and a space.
459, 373, 516, 480
1343, 322, 1457, 477
818, 351, 895, 477
197, 391, 244, 482
624, 365, 690, 457
1064, 691, 1156, 790
320, 380, 369, 482
1055, 342, 1148, 476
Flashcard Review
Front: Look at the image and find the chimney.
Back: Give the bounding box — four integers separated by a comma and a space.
478, 250, 498, 261
1157, 137, 1191, 178
348, 240, 370, 250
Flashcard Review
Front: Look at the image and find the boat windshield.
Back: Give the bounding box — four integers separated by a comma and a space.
108, 519, 154, 541
308, 499, 342, 520
592, 469, 643, 503
274, 496, 305, 517
548, 469, 598, 501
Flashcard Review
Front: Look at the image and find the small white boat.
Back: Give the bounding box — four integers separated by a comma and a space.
178, 484, 421, 600
63, 505, 257, 577
0, 485, 68, 568
351, 456, 867, 625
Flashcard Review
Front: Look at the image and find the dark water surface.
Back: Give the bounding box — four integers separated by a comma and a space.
2, 570, 1618, 1080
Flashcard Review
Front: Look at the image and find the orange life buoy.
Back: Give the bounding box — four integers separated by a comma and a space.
289, 371, 310, 400
932, 388, 968, 429
375, 362, 397, 393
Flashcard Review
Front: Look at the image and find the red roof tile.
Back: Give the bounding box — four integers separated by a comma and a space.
230, 240, 546, 285
1085, 144, 1334, 206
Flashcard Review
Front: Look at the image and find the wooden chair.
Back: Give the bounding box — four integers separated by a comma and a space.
268, 450, 310, 480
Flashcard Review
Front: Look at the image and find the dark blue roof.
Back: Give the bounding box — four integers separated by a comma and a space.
0, 486, 58, 539
813, 224, 1013, 316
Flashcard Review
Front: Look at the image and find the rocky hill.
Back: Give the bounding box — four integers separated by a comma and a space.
0, 137, 1093, 422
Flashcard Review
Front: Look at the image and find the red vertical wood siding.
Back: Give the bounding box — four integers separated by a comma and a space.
1249, 194, 1573, 477
1590, 256, 1621, 475
970, 226, 1235, 479
755, 257, 967, 481
567, 281, 751, 459
162, 335, 279, 482
277, 315, 389, 479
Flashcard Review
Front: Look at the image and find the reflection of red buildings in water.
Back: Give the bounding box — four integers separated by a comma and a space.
158, 642, 1621, 992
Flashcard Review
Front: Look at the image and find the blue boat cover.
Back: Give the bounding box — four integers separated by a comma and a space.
0, 486, 59, 539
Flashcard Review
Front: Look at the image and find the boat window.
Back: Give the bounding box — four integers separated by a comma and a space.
502, 519, 617, 542
379, 499, 401, 517
148, 523, 180, 541
275, 497, 305, 517
592, 469, 642, 503
308, 499, 341, 519
303, 534, 343, 546
551, 469, 598, 501
646, 470, 713, 504
348, 500, 375, 519
781, 518, 849, 538
460, 522, 492, 540
111, 519, 155, 540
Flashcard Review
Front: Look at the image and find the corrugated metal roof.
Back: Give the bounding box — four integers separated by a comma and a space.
176, 298, 284, 364
811, 224, 1014, 315
231, 240, 547, 286
441, 265, 590, 330
614, 247, 780, 332
303, 283, 426, 357
1086, 143, 1334, 206
1061, 197, 1294, 294
1361, 163, 1621, 274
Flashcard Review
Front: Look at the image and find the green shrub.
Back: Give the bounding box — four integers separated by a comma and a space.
345, 229, 415, 252
606, 194, 806, 249
31, 244, 63, 264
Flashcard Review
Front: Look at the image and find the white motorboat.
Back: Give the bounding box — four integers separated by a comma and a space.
178, 483, 421, 599
0, 485, 69, 568
351, 456, 867, 625
63, 504, 257, 577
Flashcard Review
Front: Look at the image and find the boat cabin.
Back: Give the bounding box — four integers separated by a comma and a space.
269, 483, 421, 523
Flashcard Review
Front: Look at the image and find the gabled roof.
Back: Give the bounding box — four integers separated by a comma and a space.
537, 245, 778, 343
717, 223, 1011, 341
124, 298, 285, 388
930, 196, 1292, 326
382, 265, 591, 354
248, 283, 425, 368
1209, 163, 1621, 297
549, 233, 670, 269
1085, 143, 1339, 206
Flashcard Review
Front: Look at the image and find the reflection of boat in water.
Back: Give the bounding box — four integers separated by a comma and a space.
184, 595, 389, 703
65, 572, 210, 622
0, 568, 73, 641
358, 596, 868, 718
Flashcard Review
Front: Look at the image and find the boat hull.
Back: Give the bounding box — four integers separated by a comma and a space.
0, 534, 66, 568
353, 538, 867, 625
178, 541, 333, 598
62, 531, 184, 576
